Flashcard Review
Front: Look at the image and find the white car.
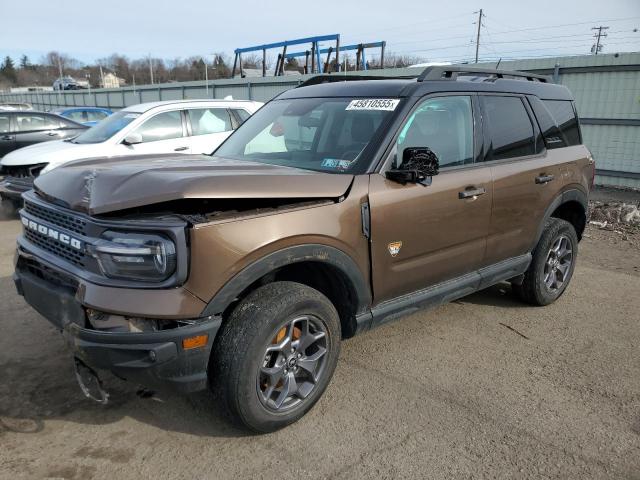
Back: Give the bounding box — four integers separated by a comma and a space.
0, 99, 263, 198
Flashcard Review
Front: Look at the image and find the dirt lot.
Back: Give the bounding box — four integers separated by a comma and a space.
1, 192, 639, 480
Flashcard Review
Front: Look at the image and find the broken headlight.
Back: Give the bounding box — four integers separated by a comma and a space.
91, 231, 176, 282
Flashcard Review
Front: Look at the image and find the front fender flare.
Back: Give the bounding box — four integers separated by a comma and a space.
201, 244, 371, 317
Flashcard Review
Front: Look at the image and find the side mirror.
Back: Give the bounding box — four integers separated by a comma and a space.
386, 147, 440, 186
122, 132, 142, 145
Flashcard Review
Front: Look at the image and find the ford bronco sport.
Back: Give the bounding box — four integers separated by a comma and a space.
13, 66, 594, 432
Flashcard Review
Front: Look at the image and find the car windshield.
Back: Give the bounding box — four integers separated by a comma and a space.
71, 110, 140, 144
214, 97, 400, 174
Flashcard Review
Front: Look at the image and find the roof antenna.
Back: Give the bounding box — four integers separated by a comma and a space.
495, 58, 502, 70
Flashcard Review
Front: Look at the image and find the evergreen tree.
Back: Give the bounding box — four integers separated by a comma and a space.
1, 56, 17, 83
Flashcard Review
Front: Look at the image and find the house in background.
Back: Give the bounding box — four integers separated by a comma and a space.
99, 72, 126, 89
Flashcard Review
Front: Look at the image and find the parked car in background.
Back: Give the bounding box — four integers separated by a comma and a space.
52, 107, 113, 126
0, 99, 262, 208
0, 102, 34, 111
53, 76, 79, 90
0, 111, 88, 206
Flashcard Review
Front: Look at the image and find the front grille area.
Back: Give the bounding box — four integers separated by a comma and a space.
19, 254, 79, 291
24, 200, 87, 235
24, 228, 85, 267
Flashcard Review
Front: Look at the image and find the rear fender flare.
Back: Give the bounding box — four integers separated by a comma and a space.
532, 188, 588, 249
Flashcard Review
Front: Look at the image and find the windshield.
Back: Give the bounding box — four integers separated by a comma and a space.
214, 97, 399, 174
71, 110, 140, 144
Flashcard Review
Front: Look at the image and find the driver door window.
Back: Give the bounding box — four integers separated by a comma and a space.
396, 96, 473, 168
133, 111, 184, 143
125, 110, 190, 154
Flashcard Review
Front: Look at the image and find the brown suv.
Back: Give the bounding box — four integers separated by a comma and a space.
13, 66, 594, 432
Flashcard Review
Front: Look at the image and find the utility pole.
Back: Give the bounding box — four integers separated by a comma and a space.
591, 26, 609, 55
474, 9, 484, 64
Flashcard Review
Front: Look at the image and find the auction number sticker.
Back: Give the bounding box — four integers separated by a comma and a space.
346, 99, 400, 111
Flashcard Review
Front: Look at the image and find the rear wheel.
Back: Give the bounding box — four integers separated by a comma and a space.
514, 218, 578, 306
210, 281, 341, 432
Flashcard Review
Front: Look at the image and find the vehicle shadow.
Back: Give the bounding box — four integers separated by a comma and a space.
456, 282, 531, 309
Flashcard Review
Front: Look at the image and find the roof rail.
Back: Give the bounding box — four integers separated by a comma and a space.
417, 65, 551, 83
297, 74, 413, 88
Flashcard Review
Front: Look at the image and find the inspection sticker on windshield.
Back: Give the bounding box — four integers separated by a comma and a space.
346, 99, 400, 111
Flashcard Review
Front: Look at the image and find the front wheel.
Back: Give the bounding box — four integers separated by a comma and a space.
210, 281, 341, 432
514, 218, 578, 306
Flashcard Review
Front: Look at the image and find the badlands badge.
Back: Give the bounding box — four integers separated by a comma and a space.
387, 241, 402, 257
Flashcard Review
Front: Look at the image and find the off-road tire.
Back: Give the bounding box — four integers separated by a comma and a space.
514, 218, 578, 306
209, 281, 341, 433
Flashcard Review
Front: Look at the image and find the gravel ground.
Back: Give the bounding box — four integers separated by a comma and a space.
0, 192, 639, 480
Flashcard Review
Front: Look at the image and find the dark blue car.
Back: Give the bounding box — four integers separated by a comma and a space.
52, 107, 113, 127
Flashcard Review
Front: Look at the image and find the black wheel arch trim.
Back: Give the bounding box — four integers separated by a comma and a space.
201, 244, 372, 318
533, 188, 588, 249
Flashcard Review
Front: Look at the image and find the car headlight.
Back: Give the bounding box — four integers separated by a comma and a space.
91, 231, 177, 282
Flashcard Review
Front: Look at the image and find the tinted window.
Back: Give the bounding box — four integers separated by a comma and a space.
396, 96, 473, 168
134, 111, 183, 142
233, 108, 251, 123
15, 114, 60, 132
187, 108, 231, 135
0, 114, 10, 133
543, 100, 581, 146
65, 111, 87, 123
483, 96, 535, 160
87, 110, 109, 122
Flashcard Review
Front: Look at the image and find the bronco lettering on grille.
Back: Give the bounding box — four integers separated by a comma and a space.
21, 216, 84, 251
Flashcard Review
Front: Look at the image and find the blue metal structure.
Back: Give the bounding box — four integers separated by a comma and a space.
232, 34, 341, 77
285, 41, 386, 72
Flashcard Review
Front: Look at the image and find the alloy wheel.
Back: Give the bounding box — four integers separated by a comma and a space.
257, 315, 328, 412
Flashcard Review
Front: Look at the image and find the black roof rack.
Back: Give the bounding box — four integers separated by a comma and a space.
417, 65, 550, 83
297, 74, 414, 88
295, 66, 551, 89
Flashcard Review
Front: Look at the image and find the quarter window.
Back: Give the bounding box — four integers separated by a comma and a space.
133, 111, 183, 142
232, 109, 251, 124
543, 100, 581, 146
483, 96, 535, 160
187, 108, 231, 135
396, 96, 474, 168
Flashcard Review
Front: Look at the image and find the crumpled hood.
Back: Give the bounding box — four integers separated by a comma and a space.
0, 139, 99, 167
34, 154, 354, 215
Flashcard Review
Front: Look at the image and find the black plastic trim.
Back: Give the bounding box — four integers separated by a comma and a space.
369, 254, 531, 329
202, 244, 371, 317
533, 188, 588, 248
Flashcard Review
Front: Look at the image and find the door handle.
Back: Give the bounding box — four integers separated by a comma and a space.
1, 135, 14, 141
46, 131, 59, 136
535, 174, 555, 184
174, 146, 188, 152
458, 186, 486, 200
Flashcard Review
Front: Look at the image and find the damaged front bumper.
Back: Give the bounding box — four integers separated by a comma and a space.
14, 252, 221, 394
0, 175, 34, 202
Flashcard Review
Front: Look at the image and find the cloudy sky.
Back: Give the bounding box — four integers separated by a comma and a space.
2, 0, 639, 64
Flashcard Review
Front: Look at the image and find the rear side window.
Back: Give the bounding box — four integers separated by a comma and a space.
543, 100, 581, 146
188, 108, 232, 135
483, 96, 536, 161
